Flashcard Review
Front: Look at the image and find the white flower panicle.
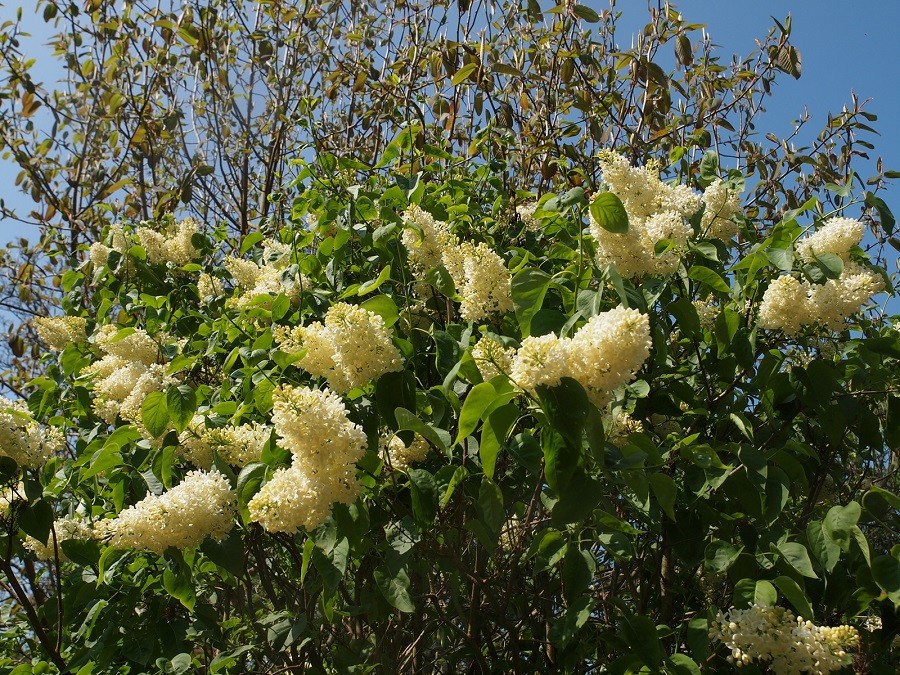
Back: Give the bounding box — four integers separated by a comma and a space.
24, 517, 94, 561
442, 241, 514, 322
591, 152, 702, 278
179, 416, 271, 468
93, 325, 160, 366
597, 151, 701, 220
96, 470, 236, 554
701, 178, 743, 240
249, 386, 367, 533
401, 204, 455, 275
197, 272, 224, 299
797, 217, 864, 262
89, 224, 129, 269
709, 604, 859, 674
607, 409, 644, 447
274, 303, 403, 393
472, 336, 515, 381
224, 239, 307, 307
247, 464, 359, 533
382, 433, 431, 470
758, 265, 884, 335
0, 400, 63, 467
693, 297, 719, 329
515, 202, 541, 232
136, 217, 201, 266
510, 333, 572, 394
270, 386, 367, 466
401, 206, 513, 322
510, 308, 652, 406
82, 326, 174, 427
34, 316, 88, 351
567, 308, 653, 406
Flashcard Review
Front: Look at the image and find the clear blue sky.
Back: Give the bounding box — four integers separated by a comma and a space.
0, 0, 898, 247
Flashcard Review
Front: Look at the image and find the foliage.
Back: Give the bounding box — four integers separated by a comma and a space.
0, 0, 892, 391
0, 2, 898, 674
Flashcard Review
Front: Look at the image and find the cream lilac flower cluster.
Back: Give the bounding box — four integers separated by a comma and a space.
224, 238, 308, 307
23, 516, 94, 561
89, 224, 129, 269
471, 335, 516, 381
709, 604, 859, 674
0, 399, 63, 467
510, 307, 651, 406
401, 205, 513, 322
248, 386, 367, 533
135, 217, 201, 266
590, 152, 702, 278
179, 417, 271, 468
758, 217, 883, 334
701, 178, 743, 240
96, 470, 236, 554
382, 433, 431, 470
274, 302, 404, 394
81, 325, 174, 427
33, 316, 88, 351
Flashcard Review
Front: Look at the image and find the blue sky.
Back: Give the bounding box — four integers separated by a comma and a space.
0, 0, 897, 248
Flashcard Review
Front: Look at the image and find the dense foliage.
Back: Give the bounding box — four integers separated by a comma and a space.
0, 2, 898, 674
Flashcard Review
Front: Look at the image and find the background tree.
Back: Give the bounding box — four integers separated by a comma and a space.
0, 1, 898, 674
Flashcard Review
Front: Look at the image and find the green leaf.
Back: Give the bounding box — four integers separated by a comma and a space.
649, 473, 677, 521
865, 191, 895, 235
813, 252, 843, 279
395, 407, 450, 452
807, 520, 841, 573
142, 391, 169, 438
18, 499, 54, 545
166, 385, 196, 433
755, 579, 778, 606
357, 265, 392, 295
572, 5, 600, 22
511, 267, 552, 337
480, 403, 519, 480
477, 478, 504, 546
450, 62, 478, 86
374, 565, 415, 612
699, 150, 719, 187
667, 653, 701, 675
536, 377, 589, 451
823, 501, 861, 551
777, 542, 819, 579
163, 567, 196, 611
456, 382, 501, 444
773, 575, 815, 620
589, 192, 629, 233
705, 541, 742, 573
376, 370, 416, 430
871, 555, 900, 608
360, 294, 399, 327
622, 613, 662, 669
688, 265, 729, 293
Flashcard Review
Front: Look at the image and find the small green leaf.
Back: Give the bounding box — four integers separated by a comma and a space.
450, 62, 478, 86
773, 575, 815, 620
360, 294, 399, 327
374, 565, 415, 612
572, 5, 600, 22
823, 501, 861, 551
589, 192, 629, 233
688, 265, 730, 293
649, 473, 677, 521
777, 542, 818, 579
395, 407, 450, 452
511, 268, 552, 337
142, 391, 169, 438
705, 541, 742, 573
166, 385, 196, 433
